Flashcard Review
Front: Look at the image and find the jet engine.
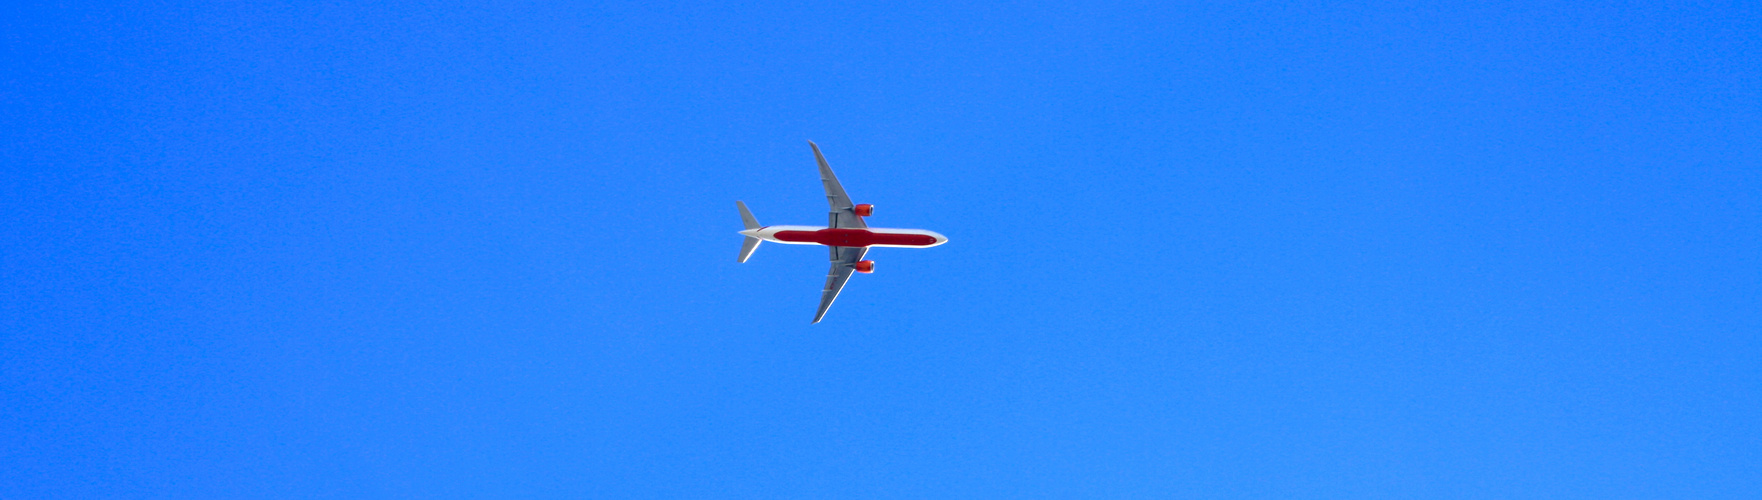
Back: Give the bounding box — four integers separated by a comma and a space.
854, 260, 875, 273
853, 204, 874, 217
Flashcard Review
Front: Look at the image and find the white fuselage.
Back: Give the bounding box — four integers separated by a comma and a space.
740, 226, 948, 248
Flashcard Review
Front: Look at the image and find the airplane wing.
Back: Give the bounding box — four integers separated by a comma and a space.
813, 245, 869, 323
810, 141, 867, 229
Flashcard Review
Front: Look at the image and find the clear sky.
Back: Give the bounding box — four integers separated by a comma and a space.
4, 1, 1759, 497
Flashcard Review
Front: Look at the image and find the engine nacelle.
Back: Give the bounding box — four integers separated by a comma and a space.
854, 260, 875, 273
853, 204, 873, 217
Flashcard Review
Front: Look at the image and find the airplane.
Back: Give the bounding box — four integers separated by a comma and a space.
736, 141, 949, 323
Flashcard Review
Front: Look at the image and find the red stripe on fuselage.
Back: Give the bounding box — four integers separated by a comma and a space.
774, 228, 938, 247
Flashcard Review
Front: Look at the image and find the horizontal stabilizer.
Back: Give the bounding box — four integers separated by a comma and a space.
736, 201, 760, 230
738, 237, 762, 263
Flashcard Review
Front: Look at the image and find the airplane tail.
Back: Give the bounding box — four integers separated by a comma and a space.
737, 201, 762, 263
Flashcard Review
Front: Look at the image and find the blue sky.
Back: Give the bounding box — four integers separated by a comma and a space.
4, 1, 1759, 497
